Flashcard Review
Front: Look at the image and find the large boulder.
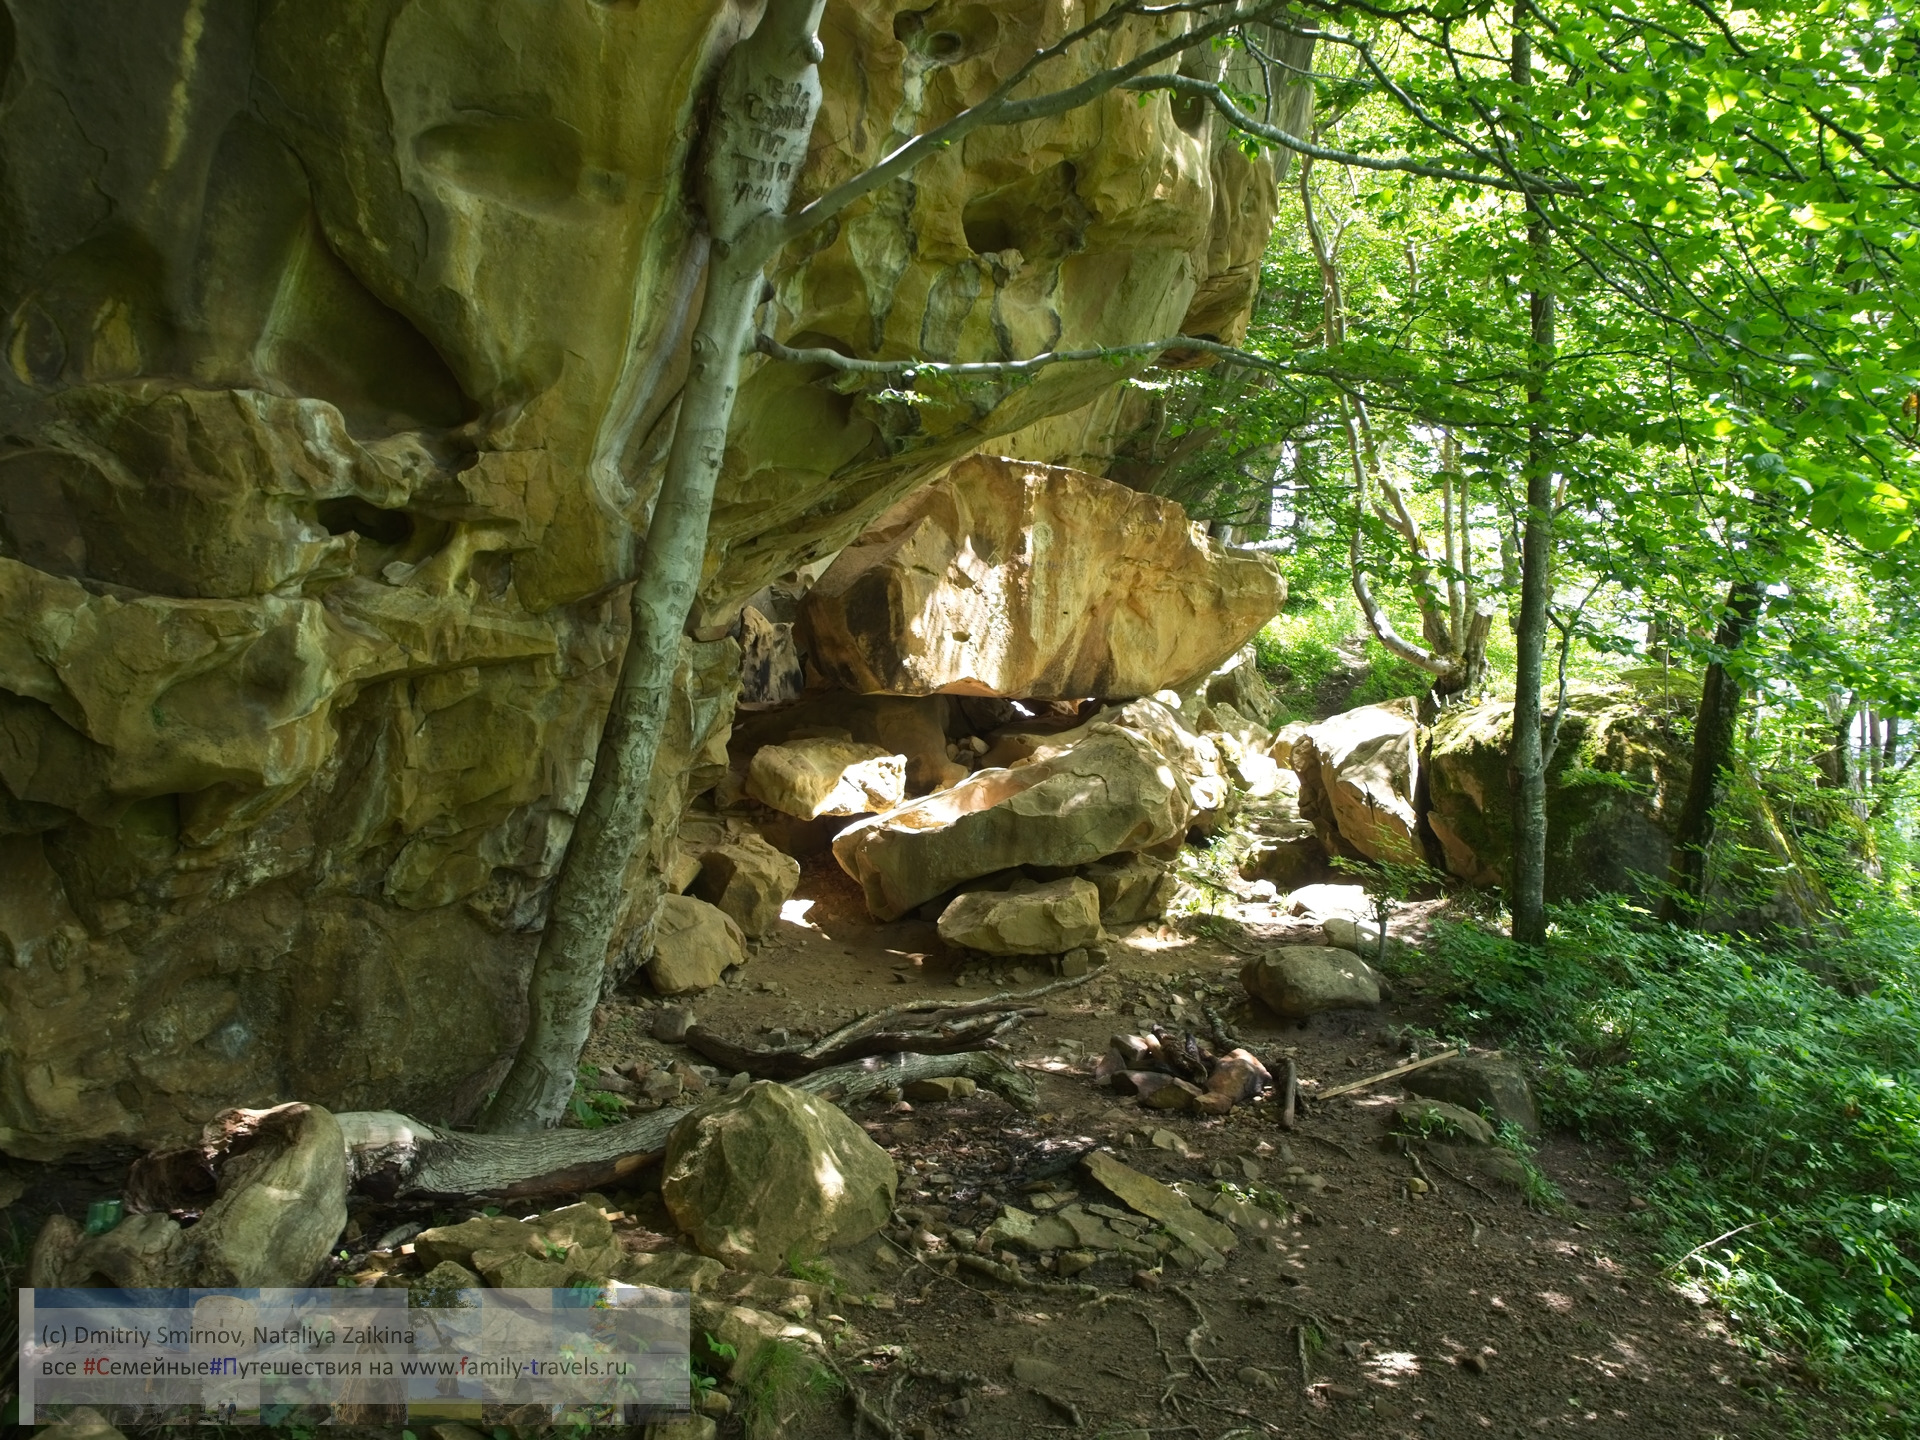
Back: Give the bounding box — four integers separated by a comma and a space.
833, 699, 1224, 919
30, 1103, 345, 1288
732, 694, 963, 796
800, 455, 1284, 699
1292, 703, 1423, 865
648, 895, 747, 995
690, 833, 801, 938
747, 739, 906, 819
1240, 946, 1383, 1018
1081, 853, 1178, 926
937, 878, 1102, 955
1425, 677, 1687, 897
662, 1082, 897, 1272
1404, 1055, 1540, 1134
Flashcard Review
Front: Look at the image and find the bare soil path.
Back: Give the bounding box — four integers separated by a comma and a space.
586, 855, 1820, 1440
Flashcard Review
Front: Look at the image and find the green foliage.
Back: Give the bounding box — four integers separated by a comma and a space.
567, 1064, 626, 1129
1426, 900, 1920, 1427
737, 1337, 840, 1440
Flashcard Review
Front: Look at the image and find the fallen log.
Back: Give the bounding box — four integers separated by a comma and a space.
335, 1049, 1036, 1200
680, 969, 1094, 1078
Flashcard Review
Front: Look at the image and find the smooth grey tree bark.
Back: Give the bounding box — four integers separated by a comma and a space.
1506, 8, 1557, 950
481, 0, 832, 1132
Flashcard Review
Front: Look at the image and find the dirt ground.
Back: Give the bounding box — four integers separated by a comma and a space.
580, 850, 1831, 1440
0, 843, 1835, 1440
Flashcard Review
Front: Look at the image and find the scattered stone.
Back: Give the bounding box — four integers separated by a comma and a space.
690, 833, 801, 938
937, 878, 1103, 956
1082, 1152, 1236, 1259
1240, 946, 1382, 1018
1321, 914, 1409, 964
747, 738, 906, 819
649, 895, 748, 995
409, 1259, 482, 1305
1238, 1365, 1283, 1391
617, 1251, 726, 1292
902, 1076, 978, 1102
653, 1005, 698, 1042
1404, 1054, 1540, 1133
1056, 1249, 1097, 1277
1205, 1048, 1273, 1104
1010, 1356, 1066, 1385
1081, 852, 1179, 927
691, 1299, 823, 1383
1282, 882, 1372, 920
35, 1409, 126, 1440
1458, 1352, 1489, 1375
663, 1082, 897, 1273
1059, 947, 1090, 977
1137, 1075, 1204, 1112
984, 1205, 1078, 1254
1395, 1099, 1497, 1146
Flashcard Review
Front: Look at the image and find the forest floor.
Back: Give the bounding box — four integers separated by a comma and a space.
581, 845, 1840, 1440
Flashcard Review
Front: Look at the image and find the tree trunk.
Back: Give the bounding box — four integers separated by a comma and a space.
481, 0, 830, 1133
368, 1053, 1035, 1201
1506, 9, 1556, 950
1659, 580, 1763, 925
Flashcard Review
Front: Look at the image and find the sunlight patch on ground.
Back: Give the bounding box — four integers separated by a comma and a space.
1362, 1350, 1422, 1385
781, 898, 819, 928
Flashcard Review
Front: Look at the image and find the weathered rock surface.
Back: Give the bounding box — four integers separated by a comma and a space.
662, 1081, 897, 1273
1426, 678, 1689, 897
30, 1103, 345, 1288
748, 738, 906, 819
1393, 1099, 1496, 1146
1427, 677, 1831, 927
1240, 946, 1383, 1018
1292, 703, 1423, 864
647, 895, 747, 995
733, 694, 962, 796
801, 455, 1283, 698
690, 833, 800, 938
937, 877, 1102, 955
0, 1, 1298, 1158
1081, 853, 1178, 927
834, 699, 1223, 919
1403, 1055, 1539, 1134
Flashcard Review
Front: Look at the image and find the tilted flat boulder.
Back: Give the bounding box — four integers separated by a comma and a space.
1291, 703, 1422, 864
937, 877, 1102, 955
747, 738, 905, 819
1240, 946, 1382, 1018
833, 699, 1223, 920
1081, 852, 1177, 926
1403, 1054, 1539, 1133
691, 833, 800, 938
648, 894, 746, 995
662, 1082, 897, 1273
800, 454, 1283, 699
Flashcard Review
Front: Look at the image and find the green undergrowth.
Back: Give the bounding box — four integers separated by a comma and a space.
1411, 898, 1919, 1435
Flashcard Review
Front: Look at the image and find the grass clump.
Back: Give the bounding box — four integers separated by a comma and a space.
1424, 897, 1920, 1431
738, 1337, 840, 1440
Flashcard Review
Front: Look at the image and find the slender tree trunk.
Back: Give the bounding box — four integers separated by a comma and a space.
1506, 9, 1556, 950
1659, 580, 1763, 925
482, 0, 829, 1133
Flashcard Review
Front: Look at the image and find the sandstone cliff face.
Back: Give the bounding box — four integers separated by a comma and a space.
0, 0, 1292, 1156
